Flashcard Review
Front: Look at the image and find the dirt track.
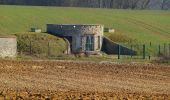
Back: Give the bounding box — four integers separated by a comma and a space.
0, 60, 170, 99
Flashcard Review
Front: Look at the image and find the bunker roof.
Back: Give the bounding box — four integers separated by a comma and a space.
47, 24, 103, 26
0, 35, 17, 38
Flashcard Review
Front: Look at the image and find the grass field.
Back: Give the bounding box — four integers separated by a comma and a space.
0, 5, 170, 57
0, 5, 170, 44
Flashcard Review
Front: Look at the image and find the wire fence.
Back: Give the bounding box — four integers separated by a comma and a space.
117, 43, 170, 60
17, 40, 67, 58
17, 40, 170, 60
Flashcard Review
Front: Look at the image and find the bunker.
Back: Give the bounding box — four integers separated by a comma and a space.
104, 28, 115, 33
47, 24, 104, 55
31, 28, 42, 33
0, 36, 17, 58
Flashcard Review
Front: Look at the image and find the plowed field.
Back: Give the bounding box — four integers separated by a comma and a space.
0, 60, 170, 99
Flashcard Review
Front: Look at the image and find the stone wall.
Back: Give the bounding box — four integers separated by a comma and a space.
0, 37, 17, 58
47, 24, 104, 54
47, 24, 103, 36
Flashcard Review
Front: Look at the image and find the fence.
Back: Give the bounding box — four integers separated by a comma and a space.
17, 40, 67, 58
116, 43, 170, 60
17, 40, 170, 60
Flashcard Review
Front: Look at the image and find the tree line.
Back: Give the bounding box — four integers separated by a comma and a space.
0, 0, 169, 10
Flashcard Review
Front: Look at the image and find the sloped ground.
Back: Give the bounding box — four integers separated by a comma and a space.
0, 60, 170, 99
15, 32, 67, 57
0, 5, 170, 44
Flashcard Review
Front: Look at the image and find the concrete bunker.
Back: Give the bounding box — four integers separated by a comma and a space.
0, 36, 17, 58
47, 24, 104, 55
104, 28, 115, 33
31, 28, 42, 33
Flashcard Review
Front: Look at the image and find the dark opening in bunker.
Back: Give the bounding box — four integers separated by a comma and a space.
85, 35, 94, 51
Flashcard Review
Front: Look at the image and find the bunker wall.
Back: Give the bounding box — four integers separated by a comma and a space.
47, 24, 104, 36
47, 24, 104, 54
0, 37, 17, 58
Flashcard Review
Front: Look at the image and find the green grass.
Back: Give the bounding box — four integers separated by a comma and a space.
0, 5, 169, 44
15, 32, 67, 57
0, 5, 170, 57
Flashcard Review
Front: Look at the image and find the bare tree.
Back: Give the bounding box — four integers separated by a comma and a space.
161, 0, 169, 9
139, 0, 151, 9
0, 0, 169, 9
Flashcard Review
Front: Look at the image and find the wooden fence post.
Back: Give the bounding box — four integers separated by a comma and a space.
164, 43, 166, 55
143, 44, 146, 59
158, 44, 161, 55
118, 45, 120, 59
169, 43, 170, 55
30, 40, 32, 55
150, 42, 152, 46
131, 45, 133, 58
47, 41, 50, 57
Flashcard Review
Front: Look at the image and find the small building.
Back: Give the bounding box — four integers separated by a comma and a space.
104, 28, 115, 33
0, 36, 17, 58
47, 24, 104, 55
31, 28, 42, 33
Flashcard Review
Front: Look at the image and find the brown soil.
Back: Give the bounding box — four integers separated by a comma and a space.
0, 60, 170, 99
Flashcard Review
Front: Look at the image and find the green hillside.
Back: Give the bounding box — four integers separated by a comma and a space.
15, 32, 67, 58
0, 5, 170, 45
